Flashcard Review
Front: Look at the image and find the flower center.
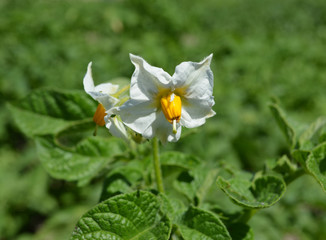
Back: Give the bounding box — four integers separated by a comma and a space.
93, 103, 107, 126
160, 93, 182, 134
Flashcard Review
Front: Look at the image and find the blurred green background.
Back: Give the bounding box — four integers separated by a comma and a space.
1, 0, 326, 239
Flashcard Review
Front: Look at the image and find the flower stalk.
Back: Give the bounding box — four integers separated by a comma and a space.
152, 137, 164, 193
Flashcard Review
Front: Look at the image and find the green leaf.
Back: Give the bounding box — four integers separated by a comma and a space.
292, 149, 310, 170
156, 193, 186, 223
36, 135, 126, 181
160, 151, 201, 169
173, 167, 219, 205
217, 174, 286, 209
299, 116, 326, 150
272, 155, 297, 175
271, 155, 303, 184
177, 206, 231, 240
269, 103, 296, 148
71, 191, 172, 240
100, 162, 145, 201
7, 89, 96, 137
306, 142, 326, 192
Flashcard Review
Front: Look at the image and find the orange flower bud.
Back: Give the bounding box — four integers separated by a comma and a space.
93, 104, 107, 126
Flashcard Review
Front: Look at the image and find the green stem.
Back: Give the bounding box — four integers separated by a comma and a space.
239, 209, 257, 223
152, 137, 164, 193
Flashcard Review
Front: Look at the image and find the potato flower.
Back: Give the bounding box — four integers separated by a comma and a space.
83, 62, 128, 140
117, 54, 215, 143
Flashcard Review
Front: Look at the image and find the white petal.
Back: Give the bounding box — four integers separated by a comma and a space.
129, 54, 172, 101
83, 62, 119, 109
172, 54, 213, 100
180, 97, 215, 128
118, 99, 157, 136
94, 83, 119, 95
207, 109, 216, 118
88, 92, 118, 110
142, 111, 182, 143
83, 62, 95, 93
105, 116, 129, 141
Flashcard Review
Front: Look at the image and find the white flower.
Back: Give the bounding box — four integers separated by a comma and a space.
117, 54, 215, 143
83, 62, 128, 140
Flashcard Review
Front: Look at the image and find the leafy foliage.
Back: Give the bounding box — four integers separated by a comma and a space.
3, 0, 326, 239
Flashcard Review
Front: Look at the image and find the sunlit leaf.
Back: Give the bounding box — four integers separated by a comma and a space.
71, 191, 172, 240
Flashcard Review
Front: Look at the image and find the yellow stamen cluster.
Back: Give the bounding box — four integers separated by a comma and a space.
160, 93, 182, 134
93, 104, 107, 126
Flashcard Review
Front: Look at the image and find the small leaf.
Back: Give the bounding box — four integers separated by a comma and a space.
71, 191, 172, 240
306, 142, 326, 192
36, 136, 126, 181
217, 174, 286, 209
177, 206, 231, 240
292, 149, 310, 170
271, 155, 301, 183
7, 89, 96, 137
299, 116, 326, 150
272, 155, 296, 175
269, 103, 296, 148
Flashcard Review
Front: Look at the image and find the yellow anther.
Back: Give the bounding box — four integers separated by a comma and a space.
160, 93, 182, 125
93, 104, 106, 126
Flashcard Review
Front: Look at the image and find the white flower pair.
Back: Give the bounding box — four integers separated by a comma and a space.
84, 54, 215, 143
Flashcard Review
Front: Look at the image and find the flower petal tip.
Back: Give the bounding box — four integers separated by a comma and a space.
129, 53, 140, 62
129, 54, 145, 66
207, 109, 216, 118
202, 54, 213, 65
84, 62, 95, 92
85, 62, 93, 78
